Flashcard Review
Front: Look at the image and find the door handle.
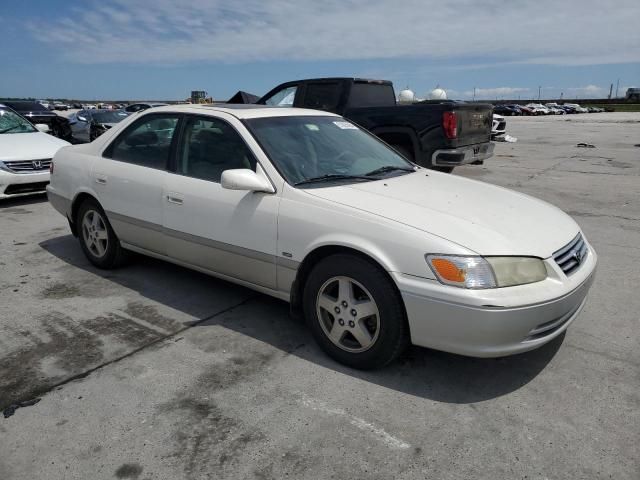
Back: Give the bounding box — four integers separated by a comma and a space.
166, 195, 183, 205
95, 175, 107, 185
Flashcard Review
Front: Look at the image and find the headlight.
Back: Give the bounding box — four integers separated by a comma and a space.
425, 255, 547, 289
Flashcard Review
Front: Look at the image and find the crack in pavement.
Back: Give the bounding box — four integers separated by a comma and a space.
1, 295, 257, 415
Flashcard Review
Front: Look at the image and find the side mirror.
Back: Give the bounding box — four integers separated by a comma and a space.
35, 124, 50, 133
221, 169, 274, 193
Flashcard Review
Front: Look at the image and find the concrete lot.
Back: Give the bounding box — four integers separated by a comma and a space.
1, 112, 638, 479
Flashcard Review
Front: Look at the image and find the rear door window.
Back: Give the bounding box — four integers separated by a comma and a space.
302, 83, 342, 111
106, 115, 179, 169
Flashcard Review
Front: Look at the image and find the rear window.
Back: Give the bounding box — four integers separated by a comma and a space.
348, 83, 396, 108
303, 83, 342, 111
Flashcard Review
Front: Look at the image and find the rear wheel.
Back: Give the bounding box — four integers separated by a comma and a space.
303, 254, 408, 369
77, 199, 126, 269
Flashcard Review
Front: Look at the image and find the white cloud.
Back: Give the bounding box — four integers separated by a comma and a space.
566, 85, 605, 97
29, 0, 640, 66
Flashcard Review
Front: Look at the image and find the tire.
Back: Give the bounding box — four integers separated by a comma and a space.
302, 254, 409, 369
76, 198, 126, 269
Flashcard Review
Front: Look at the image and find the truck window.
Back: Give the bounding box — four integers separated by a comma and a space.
303, 83, 342, 111
348, 83, 396, 108
263, 86, 297, 107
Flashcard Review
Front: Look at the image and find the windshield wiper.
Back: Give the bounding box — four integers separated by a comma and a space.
365, 165, 416, 177
0, 125, 21, 134
294, 174, 374, 186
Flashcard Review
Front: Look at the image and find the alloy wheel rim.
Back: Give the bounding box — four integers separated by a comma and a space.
316, 276, 380, 353
82, 209, 109, 258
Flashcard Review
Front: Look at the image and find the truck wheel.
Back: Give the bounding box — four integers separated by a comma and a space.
303, 254, 409, 369
77, 199, 126, 269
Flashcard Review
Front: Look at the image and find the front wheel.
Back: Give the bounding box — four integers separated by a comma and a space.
303, 254, 409, 369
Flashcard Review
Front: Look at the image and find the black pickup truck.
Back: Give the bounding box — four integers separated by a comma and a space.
243, 78, 494, 172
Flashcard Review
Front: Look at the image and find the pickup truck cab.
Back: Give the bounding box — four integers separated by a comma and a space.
255, 78, 494, 172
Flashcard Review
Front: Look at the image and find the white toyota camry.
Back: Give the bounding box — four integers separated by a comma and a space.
47, 105, 596, 369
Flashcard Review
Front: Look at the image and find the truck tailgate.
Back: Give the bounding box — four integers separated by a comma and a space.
452, 104, 493, 147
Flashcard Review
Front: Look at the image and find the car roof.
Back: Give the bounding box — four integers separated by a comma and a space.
143, 104, 339, 120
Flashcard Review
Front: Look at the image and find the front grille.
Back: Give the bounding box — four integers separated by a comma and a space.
3, 158, 51, 173
498, 121, 506, 130
553, 233, 588, 275
4, 181, 49, 195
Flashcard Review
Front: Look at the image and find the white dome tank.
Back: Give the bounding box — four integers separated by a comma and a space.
429, 88, 447, 100
398, 89, 415, 103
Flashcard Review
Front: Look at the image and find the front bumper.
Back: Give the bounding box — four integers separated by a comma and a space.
432, 142, 494, 167
0, 170, 50, 199
395, 247, 597, 357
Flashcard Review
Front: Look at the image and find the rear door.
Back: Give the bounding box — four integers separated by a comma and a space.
94, 113, 181, 255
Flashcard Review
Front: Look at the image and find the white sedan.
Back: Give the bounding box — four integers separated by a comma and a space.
0, 106, 70, 199
47, 105, 597, 369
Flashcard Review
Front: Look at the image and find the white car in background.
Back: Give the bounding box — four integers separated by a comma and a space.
491, 114, 506, 138
0, 105, 70, 199
564, 103, 589, 113
47, 105, 596, 369
525, 103, 550, 115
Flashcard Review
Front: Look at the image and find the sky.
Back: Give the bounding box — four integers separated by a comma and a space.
1, 0, 639, 101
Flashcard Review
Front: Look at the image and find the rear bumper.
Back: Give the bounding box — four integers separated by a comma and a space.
0, 170, 50, 199
432, 142, 494, 166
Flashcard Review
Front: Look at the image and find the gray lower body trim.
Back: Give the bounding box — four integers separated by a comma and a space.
106, 209, 300, 292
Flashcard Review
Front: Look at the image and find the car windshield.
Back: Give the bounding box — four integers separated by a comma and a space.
0, 109, 36, 134
92, 111, 128, 123
246, 116, 415, 186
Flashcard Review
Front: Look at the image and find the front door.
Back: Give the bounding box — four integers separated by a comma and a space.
93, 113, 180, 255
162, 113, 279, 289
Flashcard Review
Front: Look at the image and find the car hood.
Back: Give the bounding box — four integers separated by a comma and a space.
305, 171, 579, 258
0, 132, 70, 161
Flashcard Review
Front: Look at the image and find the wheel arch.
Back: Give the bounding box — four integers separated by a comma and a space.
69, 189, 101, 236
371, 127, 420, 161
289, 243, 407, 325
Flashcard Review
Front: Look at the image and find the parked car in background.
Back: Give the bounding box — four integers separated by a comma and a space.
1, 100, 73, 141
491, 114, 506, 138
37, 100, 50, 109
52, 101, 69, 111
68, 109, 129, 143
124, 103, 169, 113
47, 104, 597, 369
0, 104, 69, 199
564, 103, 588, 113
71, 103, 83, 109
548, 106, 566, 115
493, 105, 520, 116
587, 106, 604, 113
516, 105, 534, 116
525, 103, 550, 115
251, 77, 494, 172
